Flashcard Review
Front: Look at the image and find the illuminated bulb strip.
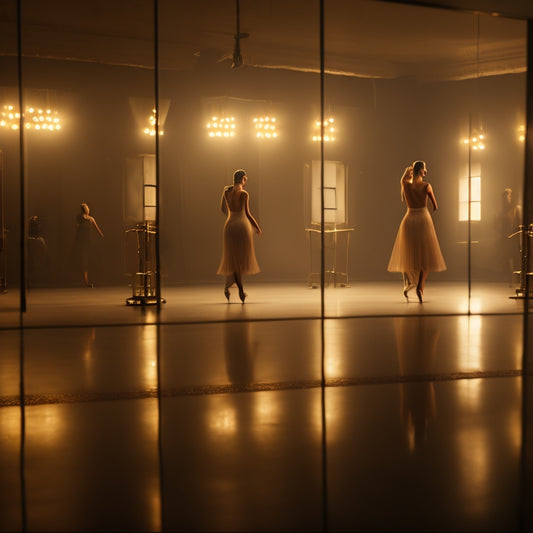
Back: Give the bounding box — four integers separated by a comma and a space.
143, 108, 163, 136
312, 117, 335, 142
207, 116, 236, 138
463, 132, 485, 150
253, 116, 278, 139
0, 104, 62, 131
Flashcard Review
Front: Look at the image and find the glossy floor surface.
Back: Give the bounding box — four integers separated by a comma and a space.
1, 282, 533, 531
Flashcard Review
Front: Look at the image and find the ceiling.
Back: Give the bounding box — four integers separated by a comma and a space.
0, 0, 528, 83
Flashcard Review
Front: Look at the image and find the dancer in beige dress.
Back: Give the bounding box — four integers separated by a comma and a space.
217, 169, 262, 303
388, 161, 446, 302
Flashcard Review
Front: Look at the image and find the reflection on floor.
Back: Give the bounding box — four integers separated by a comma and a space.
0, 282, 532, 531
0, 281, 528, 328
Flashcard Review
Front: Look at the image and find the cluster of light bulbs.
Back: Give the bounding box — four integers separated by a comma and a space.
0, 104, 61, 131
143, 108, 163, 136
207, 116, 236, 138
253, 116, 277, 139
463, 132, 485, 150
312, 117, 335, 142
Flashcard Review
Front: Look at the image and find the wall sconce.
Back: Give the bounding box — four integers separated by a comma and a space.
0, 104, 61, 131
207, 116, 236, 138
143, 108, 163, 136
462, 130, 485, 150
518, 125, 525, 142
312, 117, 335, 142
253, 116, 277, 139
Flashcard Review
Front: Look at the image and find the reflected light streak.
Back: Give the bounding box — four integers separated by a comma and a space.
141, 326, 158, 389
457, 315, 483, 383
30, 405, 66, 445
147, 479, 162, 532
323, 321, 344, 379
456, 423, 491, 517
508, 407, 523, 455
252, 392, 281, 442
0, 407, 21, 441
207, 396, 238, 437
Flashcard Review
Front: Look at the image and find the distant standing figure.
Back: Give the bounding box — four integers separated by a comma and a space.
217, 169, 262, 303
73, 202, 104, 288
498, 188, 522, 284
387, 161, 446, 302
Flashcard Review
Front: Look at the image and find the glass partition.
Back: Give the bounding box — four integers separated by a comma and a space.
322, 0, 527, 317
0, 0, 526, 326
0, 0, 21, 328
0, 1, 532, 530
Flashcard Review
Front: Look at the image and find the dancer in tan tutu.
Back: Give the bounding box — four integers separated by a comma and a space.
388, 161, 446, 302
217, 169, 262, 303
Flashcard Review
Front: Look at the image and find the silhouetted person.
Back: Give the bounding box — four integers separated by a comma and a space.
498, 188, 522, 285
72, 202, 104, 288
388, 160, 446, 302
27, 215, 48, 286
217, 169, 262, 303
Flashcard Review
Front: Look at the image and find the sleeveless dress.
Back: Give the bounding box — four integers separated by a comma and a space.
387, 201, 446, 273
217, 196, 260, 276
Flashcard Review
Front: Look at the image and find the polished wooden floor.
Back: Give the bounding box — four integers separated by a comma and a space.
1, 282, 532, 531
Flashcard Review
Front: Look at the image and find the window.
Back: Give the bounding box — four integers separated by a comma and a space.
459, 175, 481, 221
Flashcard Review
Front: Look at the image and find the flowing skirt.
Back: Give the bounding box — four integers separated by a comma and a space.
217, 210, 260, 276
387, 207, 446, 273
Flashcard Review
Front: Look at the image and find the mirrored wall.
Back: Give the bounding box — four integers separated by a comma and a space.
0, 0, 529, 325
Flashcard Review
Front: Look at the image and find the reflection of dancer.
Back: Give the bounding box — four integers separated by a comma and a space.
217, 169, 262, 303
224, 321, 255, 386
388, 161, 446, 302
498, 188, 522, 285
394, 317, 439, 453
72, 203, 104, 288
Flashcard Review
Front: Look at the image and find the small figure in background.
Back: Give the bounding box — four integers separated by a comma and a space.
72, 202, 104, 288
499, 188, 522, 285
27, 215, 48, 287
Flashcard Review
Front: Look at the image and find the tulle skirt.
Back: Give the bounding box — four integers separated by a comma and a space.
217, 210, 260, 276
387, 208, 446, 272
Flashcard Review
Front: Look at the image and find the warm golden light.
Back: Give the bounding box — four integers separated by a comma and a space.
518, 124, 525, 142
0, 104, 62, 132
459, 176, 481, 221
312, 117, 335, 142
463, 131, 485, 150
207, 116, 236, 138
253, 116, 278, 139
143, 108, 163, 136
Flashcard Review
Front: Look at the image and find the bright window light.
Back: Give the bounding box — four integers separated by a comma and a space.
459, 176, 481, 221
